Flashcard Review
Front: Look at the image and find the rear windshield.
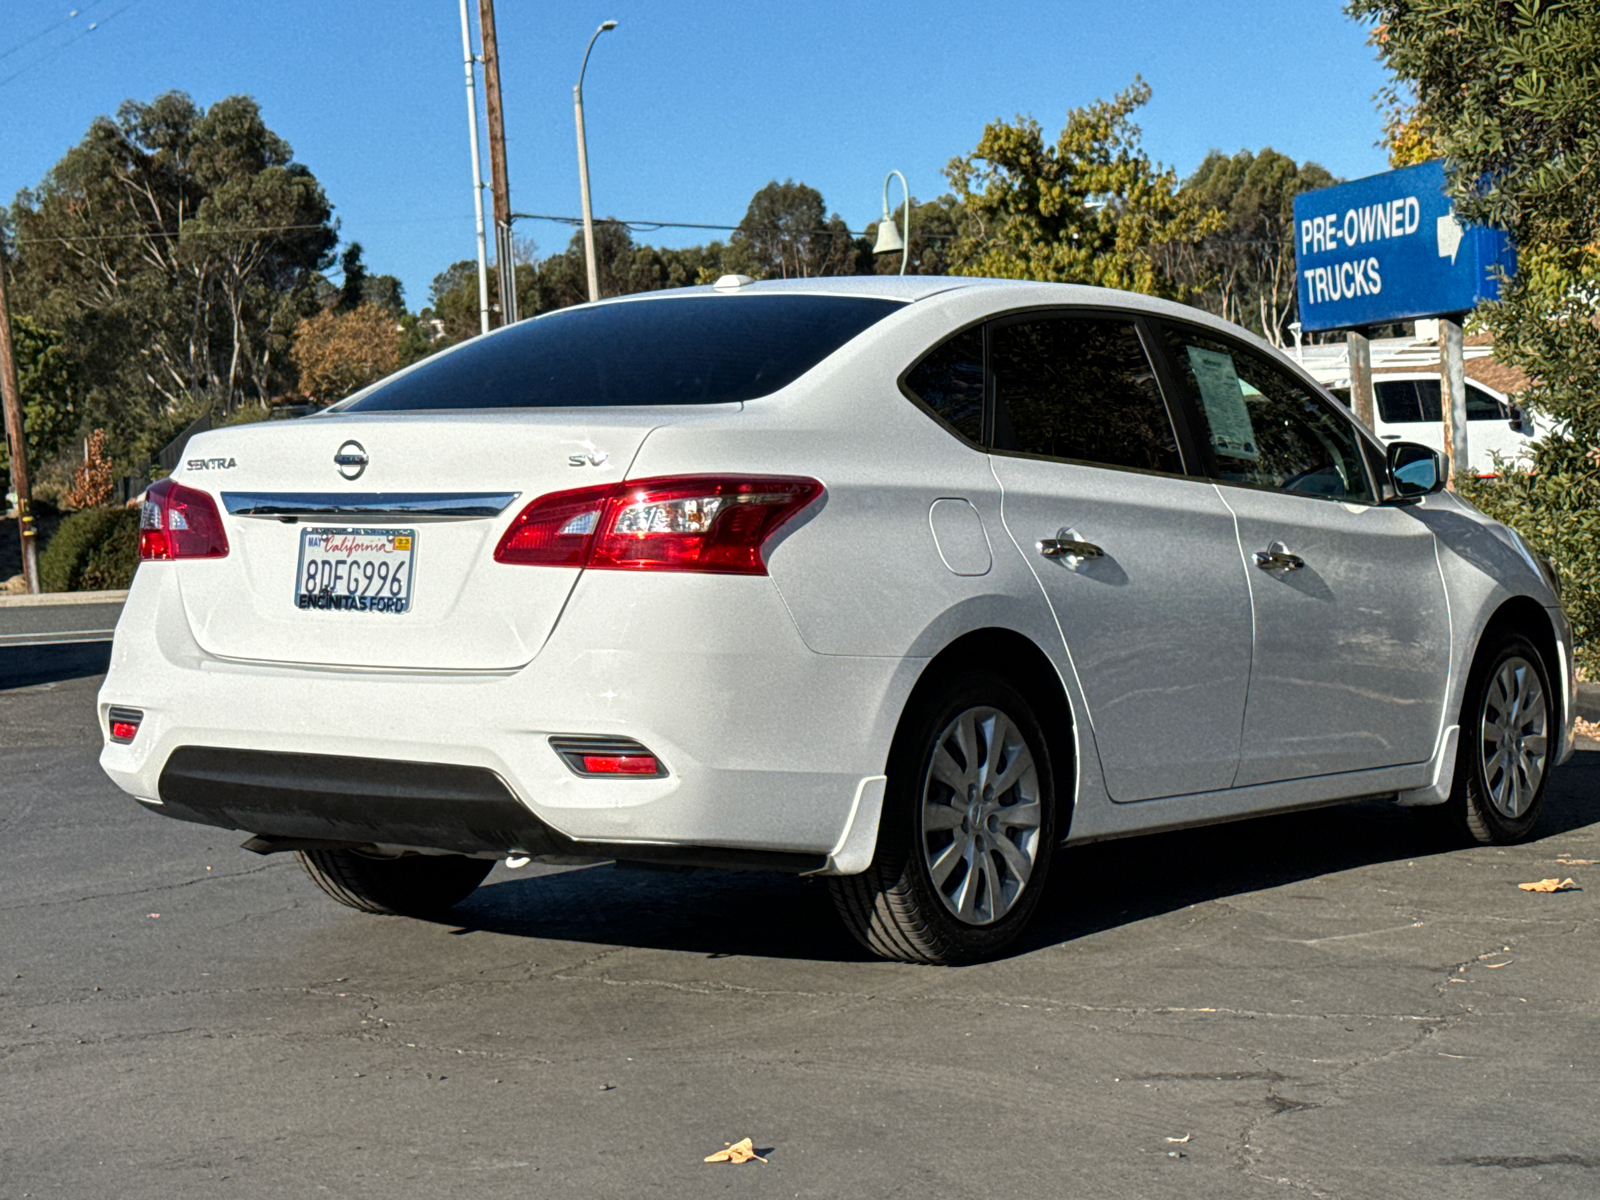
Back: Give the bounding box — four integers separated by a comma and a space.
342, 294, 905, 411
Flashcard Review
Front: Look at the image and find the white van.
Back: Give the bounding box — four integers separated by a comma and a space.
1329, 372, 1541, 476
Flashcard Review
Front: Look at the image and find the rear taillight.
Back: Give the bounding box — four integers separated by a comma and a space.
139, 478, 229, 560
495, 475, 822, 575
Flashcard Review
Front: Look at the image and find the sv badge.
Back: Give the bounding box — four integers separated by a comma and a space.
567, 449, 609, 468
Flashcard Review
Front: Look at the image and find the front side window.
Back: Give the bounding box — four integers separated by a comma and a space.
1161, 327, 1374, 503
340, 294, 905, 411
988, 316, 1183, 473
902, 326, 984, 443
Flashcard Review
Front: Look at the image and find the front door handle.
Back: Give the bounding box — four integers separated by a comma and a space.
1253, 542, 1305, 572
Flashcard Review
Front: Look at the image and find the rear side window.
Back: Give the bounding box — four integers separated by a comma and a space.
342, 294, 904, 411
902, 326, 984, 443
989, 316, 1183, 473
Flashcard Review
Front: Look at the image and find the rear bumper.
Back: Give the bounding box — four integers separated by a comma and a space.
99, 565, 921, 862
154, 746, 825, 871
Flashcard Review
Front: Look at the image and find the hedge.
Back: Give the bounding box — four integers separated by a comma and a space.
39, 506, 140, 593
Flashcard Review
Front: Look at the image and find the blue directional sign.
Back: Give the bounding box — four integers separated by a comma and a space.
1292, 160, 1514, 332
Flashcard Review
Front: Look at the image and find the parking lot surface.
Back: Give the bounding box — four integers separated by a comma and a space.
5, 669, 1600, 1199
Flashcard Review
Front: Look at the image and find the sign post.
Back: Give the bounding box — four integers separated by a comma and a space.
1293, 161, 1514, 486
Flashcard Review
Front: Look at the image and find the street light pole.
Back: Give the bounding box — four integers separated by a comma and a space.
458, 0, 491, 336
574, 20, 617, 304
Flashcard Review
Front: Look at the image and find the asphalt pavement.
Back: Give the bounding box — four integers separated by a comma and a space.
5, 659, 1600, 1198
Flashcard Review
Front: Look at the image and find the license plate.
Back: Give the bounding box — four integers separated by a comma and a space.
295, 527, 415, 614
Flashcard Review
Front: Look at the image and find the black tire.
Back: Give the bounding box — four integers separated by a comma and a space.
1447, 631, 1554, 845
830, 669, 1059, 965
295, 848, 494, 917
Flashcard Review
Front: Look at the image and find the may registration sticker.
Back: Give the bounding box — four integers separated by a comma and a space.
295, 527, 415, 614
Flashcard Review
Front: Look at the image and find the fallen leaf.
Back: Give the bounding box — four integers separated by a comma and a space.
1517, 877, 1579, 893
1557, 858, 1597, 866
1484, 960, 1513, 968
1165, 1133, 1192, 1143
704, 1137, 767, 1164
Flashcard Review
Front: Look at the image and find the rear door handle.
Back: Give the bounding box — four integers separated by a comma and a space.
1253, 542, 1305, 572
1037, 530, 1104, 562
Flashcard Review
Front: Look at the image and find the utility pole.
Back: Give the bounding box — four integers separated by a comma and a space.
1345, 328, 1374, 432
457, 0, 491, 336
478, 0, 517, 325
0, 247, 41, 593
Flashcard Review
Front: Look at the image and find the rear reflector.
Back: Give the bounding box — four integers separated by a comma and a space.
550, 735, 667, 778
495, 475, 823, 575
108, 706, 144, 744
140, 478, 229, 560
580, 754, 660, 775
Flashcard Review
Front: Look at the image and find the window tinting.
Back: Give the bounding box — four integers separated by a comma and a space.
989, 317, 1182, 473
903, 326, 984, 442
1376, 378, 1507, 423
1162, 328, 1374, 503
341, 294, 904, 411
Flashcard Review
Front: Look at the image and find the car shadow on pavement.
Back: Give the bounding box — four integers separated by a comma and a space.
0, 643, 113, 691
444, 746, 1600, 964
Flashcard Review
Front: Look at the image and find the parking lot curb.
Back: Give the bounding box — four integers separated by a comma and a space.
0, 589, 129, 608
1578, 681, 1600, 724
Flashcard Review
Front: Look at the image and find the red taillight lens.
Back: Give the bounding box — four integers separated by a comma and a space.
494, 475, 822, 575
139, 478, 229, 560
492, 482, 616, 567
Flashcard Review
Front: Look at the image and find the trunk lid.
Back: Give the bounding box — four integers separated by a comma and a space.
164, 410, 691, 670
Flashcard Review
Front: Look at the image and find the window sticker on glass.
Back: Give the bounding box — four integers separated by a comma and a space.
1185, 346, 1259, 461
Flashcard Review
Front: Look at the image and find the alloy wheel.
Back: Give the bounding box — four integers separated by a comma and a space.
1478, 654, 1549, 820
919, 705, 1043, 925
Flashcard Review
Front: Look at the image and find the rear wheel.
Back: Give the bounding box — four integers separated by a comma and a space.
830, 670, 1058, 964
1449, 632, 1553, 845
295, 848, 493, 917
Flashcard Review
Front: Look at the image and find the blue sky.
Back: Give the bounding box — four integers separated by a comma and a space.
3, 0, 1392, 309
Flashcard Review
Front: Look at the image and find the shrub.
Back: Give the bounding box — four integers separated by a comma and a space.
65, 429, 115, 508
1459, 439, 1600, 674
39, 506, 140, 593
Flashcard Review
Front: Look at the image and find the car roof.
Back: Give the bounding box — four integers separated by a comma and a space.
581, 274, 1241, 326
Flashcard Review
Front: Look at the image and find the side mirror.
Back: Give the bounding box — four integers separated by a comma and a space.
1388, 441, 1448, 498
1507, 404, 1528, 434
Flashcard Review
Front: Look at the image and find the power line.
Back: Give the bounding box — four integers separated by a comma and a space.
0, 0, 144, 91
0, 0, 111, 62
13, 222, 337, 246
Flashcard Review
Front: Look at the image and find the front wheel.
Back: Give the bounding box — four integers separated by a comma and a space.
296, 848, 493, 917
1449, 632, 1554, 845
830, 671, 1059, 964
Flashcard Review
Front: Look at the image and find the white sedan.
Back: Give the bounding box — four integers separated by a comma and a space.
99, 277, 1576, 963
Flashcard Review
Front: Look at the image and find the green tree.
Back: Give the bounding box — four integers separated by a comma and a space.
1164, 149, 1336, 344
944, 78, 1220, 295
8, 91, 336, 462
732, 181, 867, 280
0, 312, 77, 476
1346, 0, 1600, 663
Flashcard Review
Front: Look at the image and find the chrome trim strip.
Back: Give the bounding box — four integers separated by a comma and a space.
221, 491, 520, 519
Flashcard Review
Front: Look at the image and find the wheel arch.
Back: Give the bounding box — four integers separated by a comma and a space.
1471, 594, 1565, 731
892, 627, 1078, 838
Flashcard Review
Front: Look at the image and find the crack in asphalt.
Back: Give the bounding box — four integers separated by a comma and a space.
0, 861, 289, 913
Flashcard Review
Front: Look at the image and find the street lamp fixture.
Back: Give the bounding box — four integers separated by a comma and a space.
574, 20, 618, 304
872, 170, 910, 276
